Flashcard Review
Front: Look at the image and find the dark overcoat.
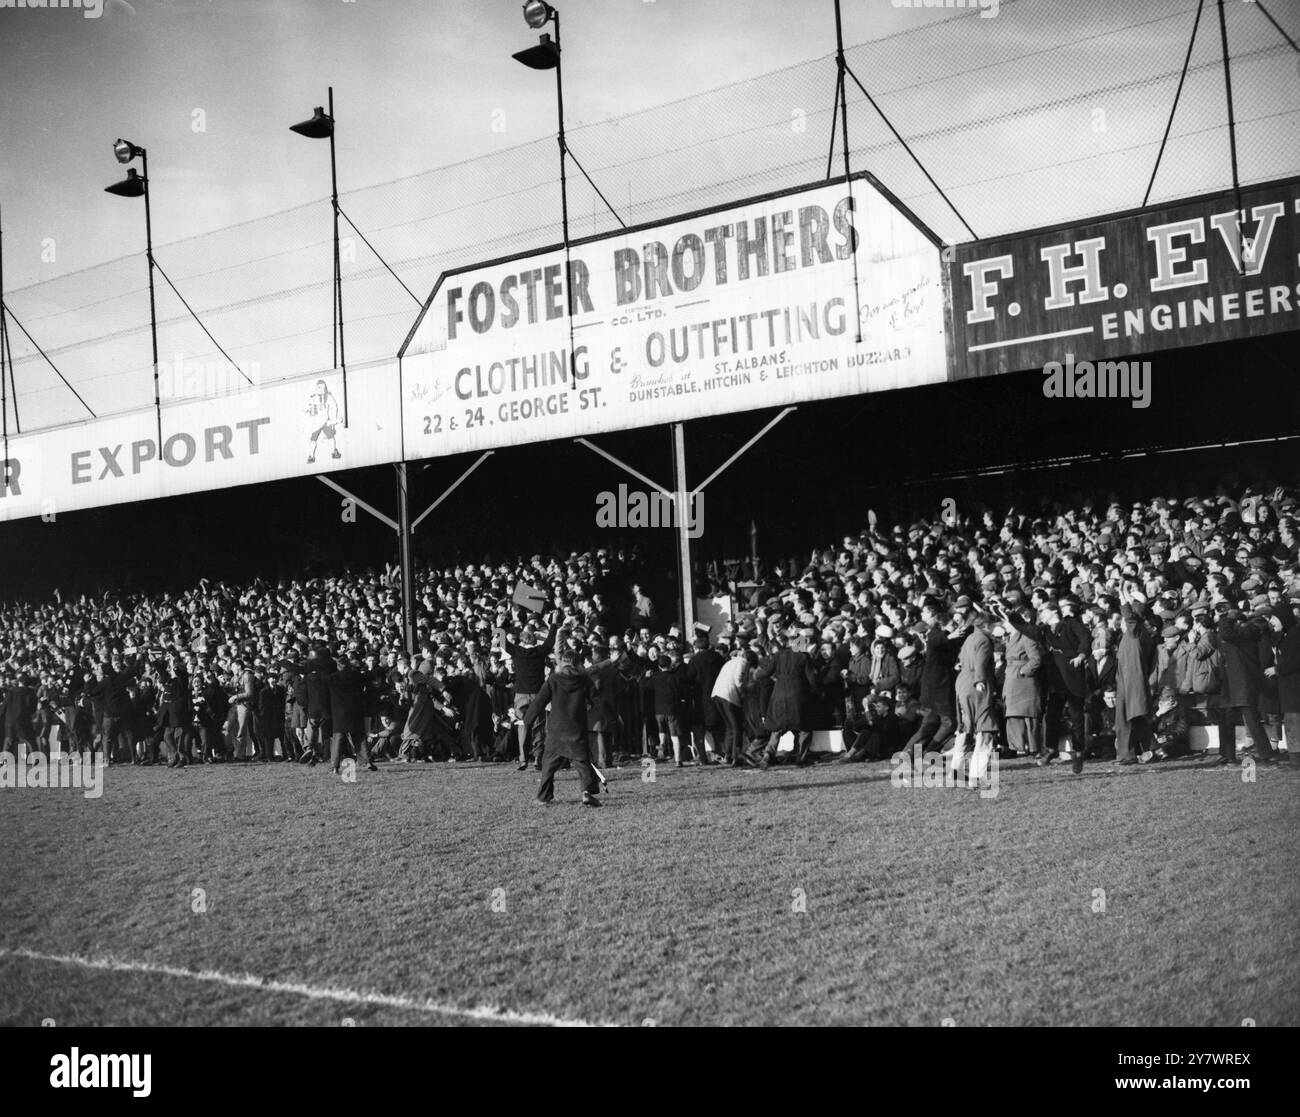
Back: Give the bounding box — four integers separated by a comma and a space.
1116, 605, 1156, 718
918, 626, 957, 713
587, 659, 623, 733
1042, 617, 1091, 697
525, 666, 593, 760
685, 648, 724, 725
761, 648, 816, 733
328, 666, 366, 736
1274, 610, 1300, 714
1216, 615, 1267, 708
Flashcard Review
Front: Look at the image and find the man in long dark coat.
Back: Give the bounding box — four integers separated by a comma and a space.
445, 659, 494, 761
300, 648, 334, 767
525, 651, 601, 807
1039, 599, 1090, 766
685, 634, 724, 763
3, 673, 39, 758
757, 637, 818, 768
155, 661, 192, 769
998, 597, 1047, 762
329, 652, 378, 774
1271, 606, 1300, 767
1115, 592, 1157, 764
1216, 609, 1280, 766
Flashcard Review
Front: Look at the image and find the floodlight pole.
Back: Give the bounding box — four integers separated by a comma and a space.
514, 6, 578, 389
833, 0, 863, 343
141, 149, 162, 451
553, 12, 579, 393
103, 145, 163, 446
144, 156, 161, 449
0, 201, 11, 466
554, 10, 568, 244
328, 87, 350, 428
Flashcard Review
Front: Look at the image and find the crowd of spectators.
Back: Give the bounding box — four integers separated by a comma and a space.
2, 479, 1299, 780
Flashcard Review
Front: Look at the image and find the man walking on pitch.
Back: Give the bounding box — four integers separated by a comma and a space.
524, 649, 602, 808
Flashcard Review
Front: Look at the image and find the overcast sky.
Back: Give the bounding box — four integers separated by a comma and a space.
0, 0, 970, 290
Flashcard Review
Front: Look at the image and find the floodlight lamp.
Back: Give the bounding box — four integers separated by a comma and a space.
104, 167, 146, 197
523, 1, 554, 30
114, 138, 142, 164
290, 106, 334, 140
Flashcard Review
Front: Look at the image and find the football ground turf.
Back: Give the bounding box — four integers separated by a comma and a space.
1, 753, 1297, 1027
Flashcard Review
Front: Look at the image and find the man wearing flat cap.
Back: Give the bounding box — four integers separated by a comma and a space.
997, 594, 1047, 762
1150, 624, 1188, 699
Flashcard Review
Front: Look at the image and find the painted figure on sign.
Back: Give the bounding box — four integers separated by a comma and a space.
305, 379, 341, 464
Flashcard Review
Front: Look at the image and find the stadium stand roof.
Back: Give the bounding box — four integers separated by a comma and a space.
3, 0, 1297, 432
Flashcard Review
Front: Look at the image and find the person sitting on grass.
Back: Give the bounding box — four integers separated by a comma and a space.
837, 692, 900, 763
1085, 686, 1118, 761
367, 712, 402, 762
1140, 687, 1190, 763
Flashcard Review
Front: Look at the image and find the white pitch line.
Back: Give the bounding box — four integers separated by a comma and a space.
0, 947, 611, 1028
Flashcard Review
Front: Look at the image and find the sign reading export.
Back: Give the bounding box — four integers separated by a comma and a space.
949, 175, 1300, 377
0, 362, 402, 523
398, 174, 947, 456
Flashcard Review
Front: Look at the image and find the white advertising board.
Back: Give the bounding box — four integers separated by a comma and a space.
0, 362, 402, 523
398, 175, 947, 457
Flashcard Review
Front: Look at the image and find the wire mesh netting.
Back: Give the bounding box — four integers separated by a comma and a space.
3, 0, 1297, 432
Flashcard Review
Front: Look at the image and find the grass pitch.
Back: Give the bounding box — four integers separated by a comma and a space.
1, 753, 1297, 1027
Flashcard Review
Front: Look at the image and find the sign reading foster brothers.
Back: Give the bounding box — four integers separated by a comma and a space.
950, 175, 1300, 377
398, 175, 946, 456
